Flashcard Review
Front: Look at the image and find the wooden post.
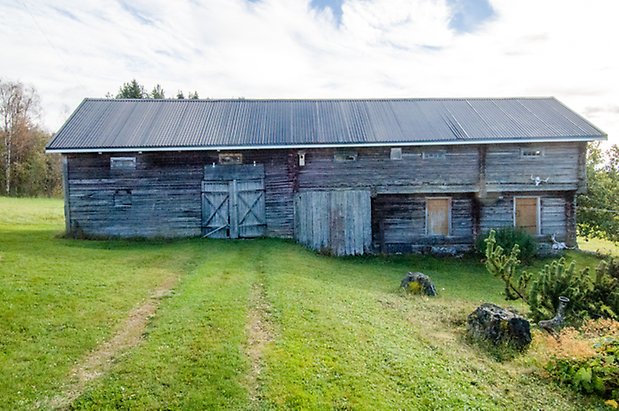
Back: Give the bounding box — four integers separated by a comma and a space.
472, 195, 481, 241
576, 142, 588, 194
478, 145, 487, 199
565, 191, 577, 247
62, 156, 71, 236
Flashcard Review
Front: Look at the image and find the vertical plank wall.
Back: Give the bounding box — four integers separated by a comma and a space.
294, 190, 372, 255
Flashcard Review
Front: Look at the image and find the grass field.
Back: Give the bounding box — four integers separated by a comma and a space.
0, 197, 611, 410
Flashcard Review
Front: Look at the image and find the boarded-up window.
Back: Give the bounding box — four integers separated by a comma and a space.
514, 197, 539, 235
390, 147, 402, 160
426, 198, 451, 236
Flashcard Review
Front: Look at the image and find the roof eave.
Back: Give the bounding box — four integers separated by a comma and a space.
45, 135, 607, 154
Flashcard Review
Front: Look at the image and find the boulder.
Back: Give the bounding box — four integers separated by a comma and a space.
400, 272, 437, 296
467, 303, 531, 351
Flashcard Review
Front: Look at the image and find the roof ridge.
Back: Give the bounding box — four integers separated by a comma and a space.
83, 96, 557, 103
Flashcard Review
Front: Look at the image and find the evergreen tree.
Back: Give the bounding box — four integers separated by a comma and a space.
150, 84, 165, 99
115, 79, 148, 99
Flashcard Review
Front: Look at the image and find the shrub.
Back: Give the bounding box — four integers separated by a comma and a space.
483, 231, 619, 324
527, 258, 592, 323
476, 227, 538, 263
483, 230, 530, 301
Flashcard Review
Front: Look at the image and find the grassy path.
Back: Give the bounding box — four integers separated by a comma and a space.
0, 197, 606, 410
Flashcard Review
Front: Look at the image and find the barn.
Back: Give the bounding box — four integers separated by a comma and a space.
46, 98, 606, 255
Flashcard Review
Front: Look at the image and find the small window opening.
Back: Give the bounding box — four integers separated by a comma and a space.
219, 153, 243, 165
334, 150, 358, 162
390, 147, 403, 160
114, 189, 132, 207
422, 150, 446, 160
110, 157, 136, 170
521, 148, 544, 158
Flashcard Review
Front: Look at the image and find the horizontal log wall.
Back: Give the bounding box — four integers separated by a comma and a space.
66, 150, 296, 238
484, 142, 581, 192
371, 194, 475, 253
298, 146, 479, 193
63, 142, 583, 250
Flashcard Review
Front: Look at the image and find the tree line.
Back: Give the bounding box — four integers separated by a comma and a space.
110, 79, 200, 100
0, 79, 61, 197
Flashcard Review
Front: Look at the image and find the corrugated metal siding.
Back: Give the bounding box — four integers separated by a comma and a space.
46, 98, 606, 151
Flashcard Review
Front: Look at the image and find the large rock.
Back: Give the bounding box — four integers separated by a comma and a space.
467, 303, 532, 351
400, 272, 437, 296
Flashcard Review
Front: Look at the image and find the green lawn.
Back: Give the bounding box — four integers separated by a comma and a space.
0, 197, 609, 410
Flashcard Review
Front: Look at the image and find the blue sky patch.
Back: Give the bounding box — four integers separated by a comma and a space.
310, 0, 343, 25
447, 0, 495, 33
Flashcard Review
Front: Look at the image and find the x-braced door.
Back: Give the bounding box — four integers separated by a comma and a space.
201, 164, 266, 238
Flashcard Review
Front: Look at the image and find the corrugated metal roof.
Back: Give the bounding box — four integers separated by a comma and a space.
46, 97, 606, 152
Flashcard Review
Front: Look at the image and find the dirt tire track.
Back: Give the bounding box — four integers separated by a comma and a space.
245, 280, 275, 404
44, 275, 179, 410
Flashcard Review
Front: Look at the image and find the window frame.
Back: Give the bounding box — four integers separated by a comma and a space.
422, 150, 447, 160
110, 156, 136, 171
218, 153, 243, 165
425, 196, 452, 237
520, 147, 544, 159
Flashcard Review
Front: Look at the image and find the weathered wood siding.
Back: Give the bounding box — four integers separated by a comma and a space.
371, 194, 474, 253
484, 143, 581, 192
298, 146, 479, 193
63, 141, 584, 253
294, 190, 371, 255
66, 150, 295, 238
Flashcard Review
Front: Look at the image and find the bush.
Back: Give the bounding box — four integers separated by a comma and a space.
476, 227, 538, 263
527, 258, 592, 322
483, 230, 619, 324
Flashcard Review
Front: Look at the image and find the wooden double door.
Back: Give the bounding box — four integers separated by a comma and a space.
201, 164, 266, 238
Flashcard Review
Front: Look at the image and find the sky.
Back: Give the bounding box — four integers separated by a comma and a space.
0, 0, 617, 145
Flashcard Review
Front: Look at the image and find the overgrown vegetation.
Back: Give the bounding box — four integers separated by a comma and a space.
538, 319, 619, 404
484, 230, 619, 323
476, 227, 538, 263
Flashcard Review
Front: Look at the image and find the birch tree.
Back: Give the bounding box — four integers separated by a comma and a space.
0, 80, 39, 195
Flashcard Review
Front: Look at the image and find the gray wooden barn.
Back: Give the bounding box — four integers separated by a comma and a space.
46, 98, 606, 255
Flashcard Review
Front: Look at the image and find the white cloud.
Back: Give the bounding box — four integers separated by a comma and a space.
0, 0, 616, 144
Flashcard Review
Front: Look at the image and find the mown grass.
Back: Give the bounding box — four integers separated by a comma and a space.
0, 197, 612, 410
